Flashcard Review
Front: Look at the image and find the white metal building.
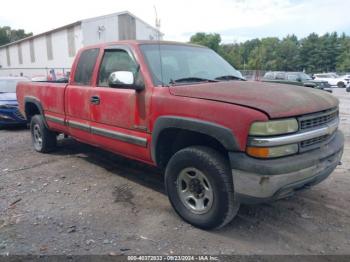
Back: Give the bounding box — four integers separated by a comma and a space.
0, 11, 162, 78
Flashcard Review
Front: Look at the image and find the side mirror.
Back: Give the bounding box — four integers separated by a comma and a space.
108, 71, 145, 91
108, 71, 134, 87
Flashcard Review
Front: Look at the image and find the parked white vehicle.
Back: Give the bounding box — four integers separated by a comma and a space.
313, 73, 349, 88
346, 79, 350, 92
342, 74, 350, 84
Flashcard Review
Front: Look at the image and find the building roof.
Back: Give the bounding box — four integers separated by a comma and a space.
0, 21, 81, 49
0, 11, 162, 49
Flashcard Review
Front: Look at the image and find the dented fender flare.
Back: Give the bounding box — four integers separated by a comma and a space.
24, 96, 48, 128
151, 116, 240, 165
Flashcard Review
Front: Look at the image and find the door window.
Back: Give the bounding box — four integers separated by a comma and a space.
98, 50, 138, 87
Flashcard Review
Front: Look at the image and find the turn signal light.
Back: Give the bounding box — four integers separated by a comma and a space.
246, 144, 298, 158
246, 147, 270, 158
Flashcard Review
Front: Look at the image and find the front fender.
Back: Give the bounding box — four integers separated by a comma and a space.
151, 116, 240, 164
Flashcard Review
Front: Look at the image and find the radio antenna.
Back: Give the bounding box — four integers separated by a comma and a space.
154, 5, 164, 86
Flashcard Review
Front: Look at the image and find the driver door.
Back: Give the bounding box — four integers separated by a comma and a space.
89, 46, 150, 160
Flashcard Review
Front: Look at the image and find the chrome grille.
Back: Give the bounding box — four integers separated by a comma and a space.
298, 108, 339, 152
300, 135, 329, 148
300, 108, 338, 130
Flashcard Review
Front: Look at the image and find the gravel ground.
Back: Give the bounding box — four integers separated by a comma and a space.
0, 88, 349, 255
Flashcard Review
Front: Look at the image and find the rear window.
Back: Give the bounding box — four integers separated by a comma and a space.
74, 48, 99, 85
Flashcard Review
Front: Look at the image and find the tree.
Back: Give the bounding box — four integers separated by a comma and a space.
336, 35, 350, 72
319, 32, 340, 72
277, 35, 300, 71
189, 32, 222, 52
299, 33, 320, 72
246, 37, 280, 70
0, 26, 33, 46
189, 31, 350, 73
221, 43, 243, 68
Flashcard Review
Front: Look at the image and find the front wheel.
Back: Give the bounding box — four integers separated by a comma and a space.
30, 115, 57, 153
337, 81, 345, 88
165, 146, 239, 229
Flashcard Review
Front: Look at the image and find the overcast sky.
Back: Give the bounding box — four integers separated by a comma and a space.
1, 0, 349, 43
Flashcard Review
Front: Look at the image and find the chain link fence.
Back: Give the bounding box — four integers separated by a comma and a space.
239, 70, 267, 81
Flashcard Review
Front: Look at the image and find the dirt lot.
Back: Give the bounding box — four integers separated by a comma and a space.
0, 88, 349, 256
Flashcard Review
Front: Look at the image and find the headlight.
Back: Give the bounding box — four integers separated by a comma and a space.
247, 144, 298, 158
0, 113, 12, 120
249, 118, 298, 136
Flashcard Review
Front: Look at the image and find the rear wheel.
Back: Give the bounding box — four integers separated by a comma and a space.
30, 115, 57, 153
165, 146, 239, 229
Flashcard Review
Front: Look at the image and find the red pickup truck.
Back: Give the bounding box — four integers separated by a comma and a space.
17, 41, 344, 229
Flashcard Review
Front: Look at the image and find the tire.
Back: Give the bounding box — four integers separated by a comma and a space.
165, 146, 240, 229
30, 115, 57, 153
337, 81, 345, 88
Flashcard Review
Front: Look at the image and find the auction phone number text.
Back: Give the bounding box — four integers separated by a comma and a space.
128, 256, 219, 261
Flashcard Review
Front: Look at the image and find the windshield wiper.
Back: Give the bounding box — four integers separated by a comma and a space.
215, 75, 246, 81
169, 77, 218, 85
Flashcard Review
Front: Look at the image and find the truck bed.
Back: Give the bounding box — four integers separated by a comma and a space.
17, 81, 67, 118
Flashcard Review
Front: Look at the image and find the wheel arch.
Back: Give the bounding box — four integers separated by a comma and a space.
151, 116, 240, 168
24, 96, 48, 127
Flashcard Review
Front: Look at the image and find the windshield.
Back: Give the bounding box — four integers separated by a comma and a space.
0, 79, 23, 93
140, 44, 243, 86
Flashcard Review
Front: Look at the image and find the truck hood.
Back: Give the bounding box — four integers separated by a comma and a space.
169, 81, 338, 118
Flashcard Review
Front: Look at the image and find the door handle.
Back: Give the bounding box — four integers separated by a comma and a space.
90, 95, 100, 105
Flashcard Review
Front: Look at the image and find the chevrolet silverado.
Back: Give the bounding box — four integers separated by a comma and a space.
17, 41, 344, 229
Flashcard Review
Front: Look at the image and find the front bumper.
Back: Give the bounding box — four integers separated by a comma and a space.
229, 130, 344, 204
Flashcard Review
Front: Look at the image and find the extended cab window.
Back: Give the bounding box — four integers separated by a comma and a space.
74, 48, 99, 85
98, 50, 138, 87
